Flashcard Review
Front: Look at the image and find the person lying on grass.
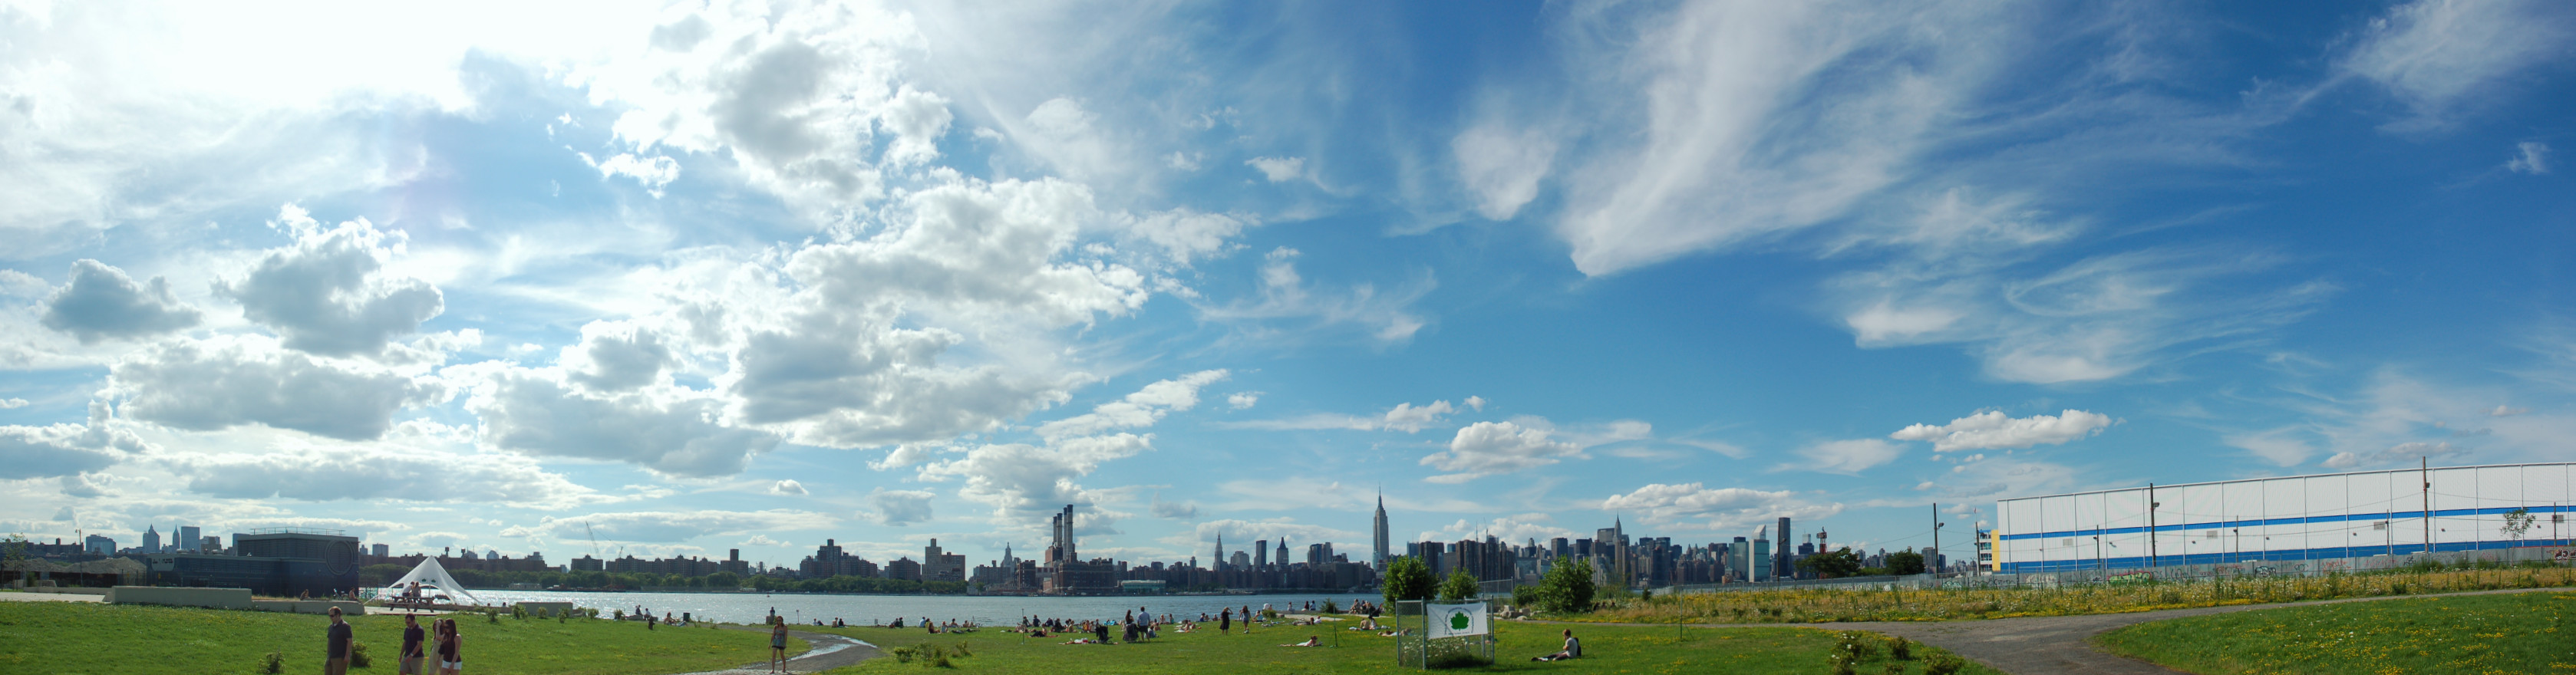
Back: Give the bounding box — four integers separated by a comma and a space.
1280, 636, 1322, 647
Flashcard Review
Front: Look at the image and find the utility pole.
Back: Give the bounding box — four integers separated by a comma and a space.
2147, 483, 2159, 570
1930, 502, 1943, 576
2421, 457, 2432, 557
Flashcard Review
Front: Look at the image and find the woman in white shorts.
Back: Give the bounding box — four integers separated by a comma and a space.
437, 619, 464, 674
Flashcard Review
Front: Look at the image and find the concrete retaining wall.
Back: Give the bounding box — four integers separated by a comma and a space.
514, 601, 577, 616
104, 586, 256, 610
251, 600, 367, 615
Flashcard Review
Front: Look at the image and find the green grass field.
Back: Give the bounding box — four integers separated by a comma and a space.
2095, 591, 2576, 674
0, 601, 803, 675
806, 618, 2001, 674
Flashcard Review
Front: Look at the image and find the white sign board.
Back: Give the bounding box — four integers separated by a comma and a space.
1425, 601, 1489, 638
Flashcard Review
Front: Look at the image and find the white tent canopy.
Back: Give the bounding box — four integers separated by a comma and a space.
381, 557, 479, 605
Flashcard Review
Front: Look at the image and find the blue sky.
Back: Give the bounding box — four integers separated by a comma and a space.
2, 0, 2571, 571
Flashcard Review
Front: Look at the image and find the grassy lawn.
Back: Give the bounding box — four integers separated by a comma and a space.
2096, 591, 2576, 674
807, 618, 2000, 674
1575, 565, 2576, 624
0, 601, 803, 675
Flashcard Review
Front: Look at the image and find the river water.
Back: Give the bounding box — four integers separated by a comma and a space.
463, 590, 1364, 626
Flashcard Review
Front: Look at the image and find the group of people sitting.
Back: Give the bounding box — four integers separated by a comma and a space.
1022, 608, 1164, 644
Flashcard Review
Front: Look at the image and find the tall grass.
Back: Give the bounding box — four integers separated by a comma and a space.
1578, 563, 2576, 624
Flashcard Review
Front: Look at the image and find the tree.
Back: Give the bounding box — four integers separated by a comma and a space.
1884, 550, 1926, 576
1535, 558, 1596, 614
2502, 508, 2537, 542
1382, 555, 1434, 606
1437, 568, 1479, 602
1796, 548, 1864, 579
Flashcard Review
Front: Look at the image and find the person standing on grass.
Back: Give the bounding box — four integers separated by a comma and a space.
437, 619, 463, 675
1219, 608, 1230, 634
398, 614, 427, 675
324, 606, 353, 675
769, 618, 790, 673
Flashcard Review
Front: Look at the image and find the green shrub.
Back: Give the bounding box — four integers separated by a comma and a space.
1925, 651, 1967, 675
889, 646, 916, 663
952, 640, 971, 657
1321, 598, 1339, 614
349, 639, 371, 668
1886, 636, 1913, 660
260, 652, 284, 674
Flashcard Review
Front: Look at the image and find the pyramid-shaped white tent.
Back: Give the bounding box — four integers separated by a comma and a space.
381, 556, 479, 604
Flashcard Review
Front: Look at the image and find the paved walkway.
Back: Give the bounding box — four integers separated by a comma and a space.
1528, 586, 2568, 675
0, 591, 103, 602
673, 627, 879, 675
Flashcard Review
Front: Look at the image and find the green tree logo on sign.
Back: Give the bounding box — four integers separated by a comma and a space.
1450, 610, 1471, 631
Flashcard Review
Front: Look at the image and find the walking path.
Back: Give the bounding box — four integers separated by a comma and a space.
0, 591, 103, 602
673, 627, 879, 675
1527, 586, 2568, 675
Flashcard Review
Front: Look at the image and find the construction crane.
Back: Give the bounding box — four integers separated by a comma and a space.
585, 521, 602, 558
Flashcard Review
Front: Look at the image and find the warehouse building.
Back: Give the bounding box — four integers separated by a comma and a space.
1995, 463, 2575, 574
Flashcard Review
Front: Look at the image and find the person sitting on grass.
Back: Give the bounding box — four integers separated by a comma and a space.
1532, 629, 1580, 661
1280, 635, 1322, 647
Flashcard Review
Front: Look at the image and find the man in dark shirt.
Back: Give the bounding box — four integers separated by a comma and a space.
325, 606, 353, 675
399, 614, 427, 675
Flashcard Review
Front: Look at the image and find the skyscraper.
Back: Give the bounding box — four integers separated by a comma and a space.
1372, 492, 1390, 570
141, 525, 160, 554
1254, 538, 1268, 568
1275, 539, 1288, 567
177, 525, 200, 552
1212, 533, 1225, 571
1775, 516, 1792, 581
1751, 525, 1771, 582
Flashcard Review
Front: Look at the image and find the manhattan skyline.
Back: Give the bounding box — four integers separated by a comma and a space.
2, 1, 2573, 571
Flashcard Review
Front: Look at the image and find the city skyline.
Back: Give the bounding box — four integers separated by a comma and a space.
3, 2, 2574, 574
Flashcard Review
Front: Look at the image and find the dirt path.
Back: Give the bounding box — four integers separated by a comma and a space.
673, 627, 881, 675
1528, 586, 2568, 675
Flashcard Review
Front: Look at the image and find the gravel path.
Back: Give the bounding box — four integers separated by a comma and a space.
1529, 586, 2568, 675
672, 627, 881, 675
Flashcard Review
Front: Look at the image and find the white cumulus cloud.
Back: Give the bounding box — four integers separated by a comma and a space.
869, 488, 935, 526
1420, 420, 1584, 483
1787, 439, 1905, 474
40, 259, 203, 344
215, 206, 443, 357
1889, 410, 2114, 452
2505, 141, 2551, 174
1599, 482, 1842, 533
1245, 156, 1305, 183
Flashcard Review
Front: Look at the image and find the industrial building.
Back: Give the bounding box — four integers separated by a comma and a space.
1995, 463, 2575, 574
138, 527, 361, 596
